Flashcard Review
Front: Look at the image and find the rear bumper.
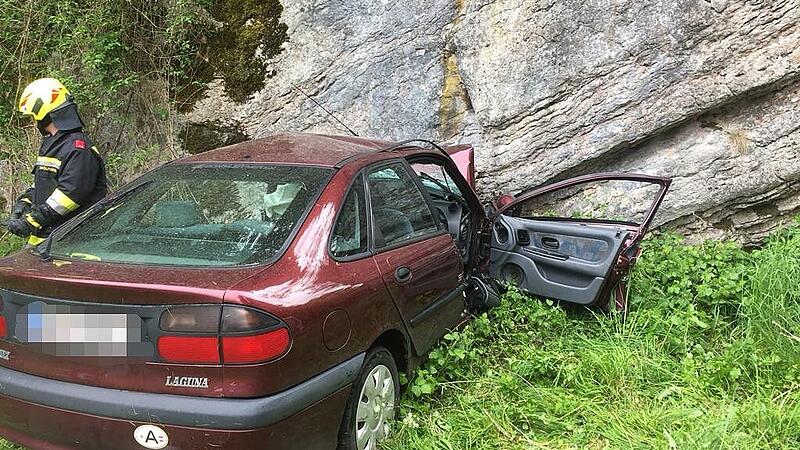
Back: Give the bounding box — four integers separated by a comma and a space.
0, 352, 364, 430
0, 386, 351, 450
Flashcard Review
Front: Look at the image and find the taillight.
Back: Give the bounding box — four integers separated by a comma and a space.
157, 336, 220, 364
160, 306, 219, 333
157, 305, 290, 365
0, 296, 6, 338
222, 328, 290, 364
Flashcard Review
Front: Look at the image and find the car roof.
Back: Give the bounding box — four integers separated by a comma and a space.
180, 133, 396, 167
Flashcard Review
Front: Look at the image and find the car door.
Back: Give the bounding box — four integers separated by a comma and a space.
490, 173, 671, 310
367, 161, 466, 355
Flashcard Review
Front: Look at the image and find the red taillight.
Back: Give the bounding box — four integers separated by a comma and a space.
222, 328, 290, 364
157, 305, 289, 365
0, 295, 5, 338
157, 336, 220, 364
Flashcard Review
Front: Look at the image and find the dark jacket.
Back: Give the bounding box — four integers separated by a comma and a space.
20, 129, 108, 244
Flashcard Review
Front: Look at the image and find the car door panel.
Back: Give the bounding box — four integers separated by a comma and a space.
490, 173, 671, 308
366, 160, 466, 355
491, 216, 630, 305
375, 233, 464, 354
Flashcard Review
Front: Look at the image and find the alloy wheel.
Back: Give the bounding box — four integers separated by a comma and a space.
354, 364, 396, 450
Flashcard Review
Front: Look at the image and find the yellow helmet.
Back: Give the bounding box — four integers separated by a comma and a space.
18, 78, 71, 121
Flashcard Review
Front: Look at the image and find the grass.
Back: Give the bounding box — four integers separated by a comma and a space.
384, 224, 800, 449
0, 225, 799, 449
0, 234, 22, 259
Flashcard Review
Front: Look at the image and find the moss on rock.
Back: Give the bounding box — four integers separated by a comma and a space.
174, 0, 288, 110
207, 0, 288, 102
180, 121, 249, 154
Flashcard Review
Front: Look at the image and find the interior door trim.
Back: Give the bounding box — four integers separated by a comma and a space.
493, 172, 671, 251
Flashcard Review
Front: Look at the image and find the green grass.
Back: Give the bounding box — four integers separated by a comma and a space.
1, 227, 799, 449
384, 225, 800, 449
0, 234, 22, 258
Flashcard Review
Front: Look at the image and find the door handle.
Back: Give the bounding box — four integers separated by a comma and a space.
542, 236, 560, 249
395, 266, 412, 283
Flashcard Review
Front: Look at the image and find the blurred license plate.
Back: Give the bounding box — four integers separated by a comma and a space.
16, 301, 142, 356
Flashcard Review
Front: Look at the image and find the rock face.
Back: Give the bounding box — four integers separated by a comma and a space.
185, 0, 800, 244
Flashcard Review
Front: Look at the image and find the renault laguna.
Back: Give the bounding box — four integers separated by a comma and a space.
0, 133, 670, 449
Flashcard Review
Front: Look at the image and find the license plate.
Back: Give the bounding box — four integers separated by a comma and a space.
17, 301, 142, 356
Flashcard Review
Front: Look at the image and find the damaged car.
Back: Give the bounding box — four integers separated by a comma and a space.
0, 133, 670, 450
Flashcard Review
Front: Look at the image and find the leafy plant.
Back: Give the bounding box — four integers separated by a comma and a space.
385, 226, 800, 449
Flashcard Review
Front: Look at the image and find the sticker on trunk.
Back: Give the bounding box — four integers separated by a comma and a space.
0, 349, 9, 360
133, 424, 169, 449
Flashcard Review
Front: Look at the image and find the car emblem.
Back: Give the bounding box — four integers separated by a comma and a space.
133, 424, 169, 449
165, 375, 209, 388
0, 349, 9, 360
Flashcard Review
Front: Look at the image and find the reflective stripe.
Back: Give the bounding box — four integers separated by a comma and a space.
35, 157, 61, 170
46, 189, 79, 216
27, 235, 46, 246
25, 214, 42, 229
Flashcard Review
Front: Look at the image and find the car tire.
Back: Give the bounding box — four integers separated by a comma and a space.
337, 346, 400, 450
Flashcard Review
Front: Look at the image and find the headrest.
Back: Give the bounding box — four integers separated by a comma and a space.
154, 201, 202, 228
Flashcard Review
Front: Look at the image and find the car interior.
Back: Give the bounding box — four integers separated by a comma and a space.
409, 161, 473, 263
53, 174, 321, 266
366, 164, 438, 248
490, 178, 666, 306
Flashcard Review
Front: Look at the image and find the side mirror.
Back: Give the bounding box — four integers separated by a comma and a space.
494, 194, 514, 210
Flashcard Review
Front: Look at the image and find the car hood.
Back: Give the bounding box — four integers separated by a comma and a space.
0, 250, 270, 304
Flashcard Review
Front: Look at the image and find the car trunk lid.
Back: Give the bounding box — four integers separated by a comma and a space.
0, 251, 266, 397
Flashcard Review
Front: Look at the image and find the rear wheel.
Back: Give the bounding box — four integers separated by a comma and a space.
338, 347, 399, 450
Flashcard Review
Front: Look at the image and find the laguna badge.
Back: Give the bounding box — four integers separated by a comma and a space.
0, 349, 9, 360
165, 375, 209, 388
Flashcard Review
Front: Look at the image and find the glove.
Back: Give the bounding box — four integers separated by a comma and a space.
11, 200, 32, 221
7, 217, 35, 238
10, 190, 33, 221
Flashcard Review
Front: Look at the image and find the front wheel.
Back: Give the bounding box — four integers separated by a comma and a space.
338, 347, 399, 450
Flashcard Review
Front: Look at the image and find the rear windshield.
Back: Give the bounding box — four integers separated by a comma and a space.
49, 164, 332, 267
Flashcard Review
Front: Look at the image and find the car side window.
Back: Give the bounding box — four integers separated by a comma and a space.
367, 162, 439, 247
331, 174, 369, 258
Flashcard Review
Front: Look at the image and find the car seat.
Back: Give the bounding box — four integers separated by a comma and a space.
153, 201, 203, 228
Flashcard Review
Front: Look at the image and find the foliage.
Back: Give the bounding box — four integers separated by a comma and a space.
0, 0, 288, 197
0, 233, 21, 257
385, 227, 800, 449
0, 0, 192, 193
203, 0, 288, 103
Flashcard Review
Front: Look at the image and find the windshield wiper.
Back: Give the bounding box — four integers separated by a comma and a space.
37, 180, 155, 260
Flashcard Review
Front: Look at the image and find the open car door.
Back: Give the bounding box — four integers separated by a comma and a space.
489, 173, 671, 311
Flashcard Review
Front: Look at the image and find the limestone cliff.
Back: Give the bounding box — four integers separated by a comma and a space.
184, 0, 800, 244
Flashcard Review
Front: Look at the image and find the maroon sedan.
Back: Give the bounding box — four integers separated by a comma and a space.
0, 134, 669, 449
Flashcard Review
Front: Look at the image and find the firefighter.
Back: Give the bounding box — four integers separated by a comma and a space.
7, 78, 107, 246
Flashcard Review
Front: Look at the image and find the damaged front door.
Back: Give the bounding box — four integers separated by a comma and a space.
489, 173, 671, 311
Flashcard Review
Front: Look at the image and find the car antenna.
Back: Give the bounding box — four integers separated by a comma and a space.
291, 83, 359, 137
